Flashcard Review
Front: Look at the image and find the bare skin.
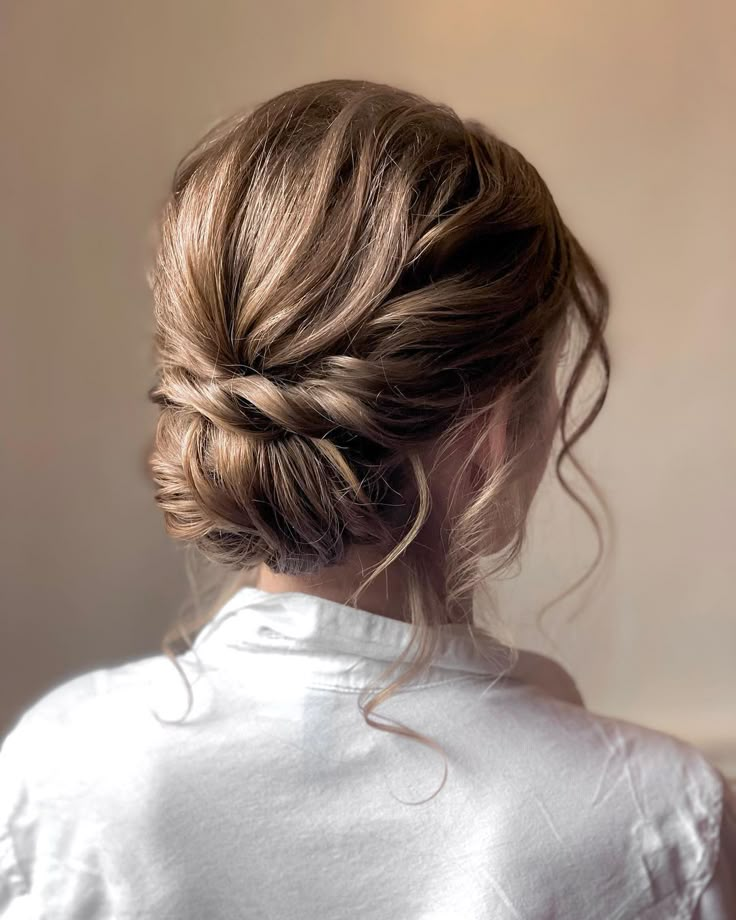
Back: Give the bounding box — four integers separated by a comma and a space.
254, 378, 561, 623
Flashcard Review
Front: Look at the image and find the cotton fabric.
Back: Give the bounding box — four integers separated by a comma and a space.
1, 584, 734, 918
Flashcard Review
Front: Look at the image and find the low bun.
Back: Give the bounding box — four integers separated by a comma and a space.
147, 363, 415, 575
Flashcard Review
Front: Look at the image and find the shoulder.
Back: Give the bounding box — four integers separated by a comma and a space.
3, 654, 166, 747
0, 650, 205, 810
522, 686, 726, 835
0, 651, 211, 903
4, 643, 214, 735
453, 676, 728, 917
0, 652, 202, 912
531, 694, 727, 915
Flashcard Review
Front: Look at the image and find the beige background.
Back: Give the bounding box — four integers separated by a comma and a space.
1, 1, 734, 775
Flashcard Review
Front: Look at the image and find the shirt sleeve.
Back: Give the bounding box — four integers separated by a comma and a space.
692, 770, 736, 919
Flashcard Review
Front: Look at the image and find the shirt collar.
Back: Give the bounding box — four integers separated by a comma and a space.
188, 584, 583, 702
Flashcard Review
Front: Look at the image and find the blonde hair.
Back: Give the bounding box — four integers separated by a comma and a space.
146, 79, 611, 801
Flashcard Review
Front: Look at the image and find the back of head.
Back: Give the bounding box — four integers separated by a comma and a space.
147, 78, 609, 681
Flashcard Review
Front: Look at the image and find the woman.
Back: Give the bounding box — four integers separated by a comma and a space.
1, 79, 733, 918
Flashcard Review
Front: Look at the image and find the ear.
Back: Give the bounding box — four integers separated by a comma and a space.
475, 388, 512, 474
487, 388, 512, 467
462, 389, 512, 497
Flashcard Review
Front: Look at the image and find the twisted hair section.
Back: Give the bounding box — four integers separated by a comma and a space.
146, 80, 611, 801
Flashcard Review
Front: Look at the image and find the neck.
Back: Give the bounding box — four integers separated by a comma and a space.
252, 540, 473, 625
252, 441, 483, 625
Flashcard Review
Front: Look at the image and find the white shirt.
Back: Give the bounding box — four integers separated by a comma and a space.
1, 584, 734, 919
